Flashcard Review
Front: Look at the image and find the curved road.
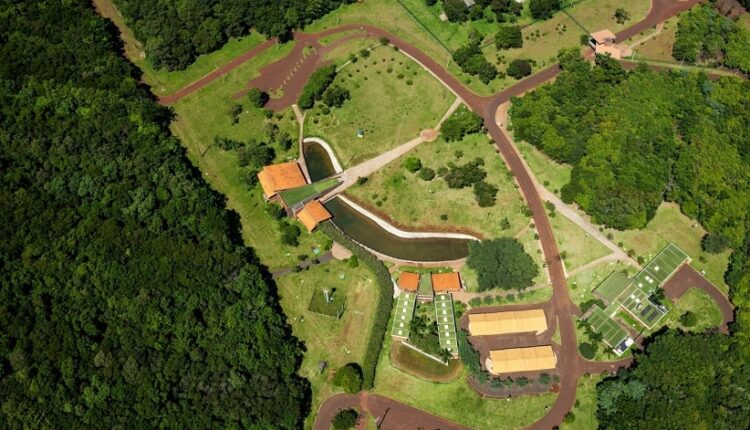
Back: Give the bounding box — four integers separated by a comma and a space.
158, 1, 704, 428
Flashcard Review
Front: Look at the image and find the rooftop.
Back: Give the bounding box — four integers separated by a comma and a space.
488, 346, 556, 374
397, 272, 420, 292
431, 272, 462, 293
257, 162, 307, 198
468, 309, 548, 336
590, 29, 617, 45
296, 200, 332, 231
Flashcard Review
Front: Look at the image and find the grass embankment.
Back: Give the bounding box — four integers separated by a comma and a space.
373, 339, 557, 430
347, 133, 530, 238
275, 261, 379, 430
92, 0, 267, 95
390, 341, 463, 382
169, 42, 339, 270
305, 44, 453, 167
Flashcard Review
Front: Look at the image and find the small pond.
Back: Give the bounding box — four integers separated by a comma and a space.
324, 197, 471, 262
303, 141, 337, 182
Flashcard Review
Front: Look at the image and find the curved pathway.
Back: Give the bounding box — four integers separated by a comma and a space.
158, 1, 705, 428
662, 264, 735, 334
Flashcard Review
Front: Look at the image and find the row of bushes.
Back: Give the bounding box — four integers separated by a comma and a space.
318, 221, 394, 388
298, 64, 337, 109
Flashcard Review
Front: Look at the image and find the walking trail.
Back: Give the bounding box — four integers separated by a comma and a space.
152, 0, 704, 428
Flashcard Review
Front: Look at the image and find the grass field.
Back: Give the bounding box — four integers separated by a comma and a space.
515, 140, 572, 196
390, 341, 463, 382
276, 260, 380, 430
606, 203, 732, 293
306, 45, 454, 167
347, 133, 530, 238
631, 18, 678, 62
567, 261, 635, 307
92, 0, 267, 95
373, 340, 557, 429
565, 0, 651, 34
549, 212, 610, 272
560, 373, 602, 430
169, 42, 342, 270
661, 287, 724, 332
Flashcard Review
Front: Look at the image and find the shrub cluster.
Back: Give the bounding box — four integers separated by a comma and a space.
441, 106, 484, 141
298, 65, 337, 109
453, 41, 498, 84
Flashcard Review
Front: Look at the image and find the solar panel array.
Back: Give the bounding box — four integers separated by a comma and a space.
390, 292, 416, 339
434, 293, 457, 352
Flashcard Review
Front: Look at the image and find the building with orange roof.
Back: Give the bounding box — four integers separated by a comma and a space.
296, 200, 332, 232
488, 346, 556, 374
257, 162, 307, 199
397, 272, 420, 292
590, 29, 616, 45
431, 272, 462, 293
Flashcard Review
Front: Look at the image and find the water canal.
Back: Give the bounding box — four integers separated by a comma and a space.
303, 141, 338, 181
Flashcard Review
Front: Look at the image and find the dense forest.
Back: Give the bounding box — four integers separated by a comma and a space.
113, 0, 354, 70
509, 50, 750, 427
0, 1, 310, 427
672, 4, 750, 73
510, 50, 750, 246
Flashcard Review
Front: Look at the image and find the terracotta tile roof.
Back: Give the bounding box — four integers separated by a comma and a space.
595, 43, 632, 59
468, 310, 548, 336
257, 162, 307, 197
431, 272, 461, 293
398, 272, 420, 292
489, 346, 556, 374
590, 29, 617, 45
296, 200, 332, 231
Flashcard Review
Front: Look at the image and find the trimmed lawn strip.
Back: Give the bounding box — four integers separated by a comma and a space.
560, 373, 603, 430
306, 45, 453, 167
549, 212, 610, 272
347, 133, 530, 239
276, 261, 379, 430
373, 336, 557, 429
280, 178, 340, 207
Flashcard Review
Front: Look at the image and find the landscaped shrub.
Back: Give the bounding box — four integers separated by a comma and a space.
457, 330, 482, 377
409, 315, 442, 356
403, 157, 422, 173
507, 59, 532, 79
441, 106, 484, 141
538, 373, 552, 385
298, 64, 337, 109
529, 0, 561, 19
318, 222, 394, 389
419, 167, 436, 181
266, 202, 285, 219
332, 409, 359, 430
466, 238, 538, 291
247, 87, 269, 107
469, 297, 482, 307
680, 311, 698, 327
443, 159, 487, 188
279, 221, 301, 246
442, 0, 469, 22
579, 342, 596, 359
452, 42, 498, 83
473, 180, 499, 207
495, 26, 523, 49
702, 233, 730, 254
333, 363, 363, 393
322, 85, 351, 108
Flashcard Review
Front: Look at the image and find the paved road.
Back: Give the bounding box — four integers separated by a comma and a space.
158, 1, 707, 428
662, 264, 735, 334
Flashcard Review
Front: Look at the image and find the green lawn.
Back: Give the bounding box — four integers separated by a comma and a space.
606, 203, 732, 294
549, 212, 610, 273
306, 44, 454, 167
169, 42, 340, 270
661, 287, 724, 333
373, 339, 557, 429
514, 135, 572, 196
280, 178, 340, 207
93, 0, 267, 95
390, 341, 463, 382
630, 18, 679, 62
276, 261, 380, 430
347, 133, 530, 238
565, 0, 651, 34
560, 373, 603, 430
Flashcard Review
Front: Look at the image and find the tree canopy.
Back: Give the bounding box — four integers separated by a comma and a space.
466, 239, 538, 291
510, 50, 750, 245
113, 0, 354, 70
0, 1, 310, 427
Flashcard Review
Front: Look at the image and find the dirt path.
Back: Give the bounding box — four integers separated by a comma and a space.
662, 264, 734, 334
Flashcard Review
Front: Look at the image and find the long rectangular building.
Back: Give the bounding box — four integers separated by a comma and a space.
488, 346, 556, 374
468, 309, 547, 336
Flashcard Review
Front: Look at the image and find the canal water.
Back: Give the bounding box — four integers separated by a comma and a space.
323, 197, 471, 262
303, 141, 337, 182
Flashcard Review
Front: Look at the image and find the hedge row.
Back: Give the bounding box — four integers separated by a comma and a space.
318, 221, 394, 388
298, 64, 337, 109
